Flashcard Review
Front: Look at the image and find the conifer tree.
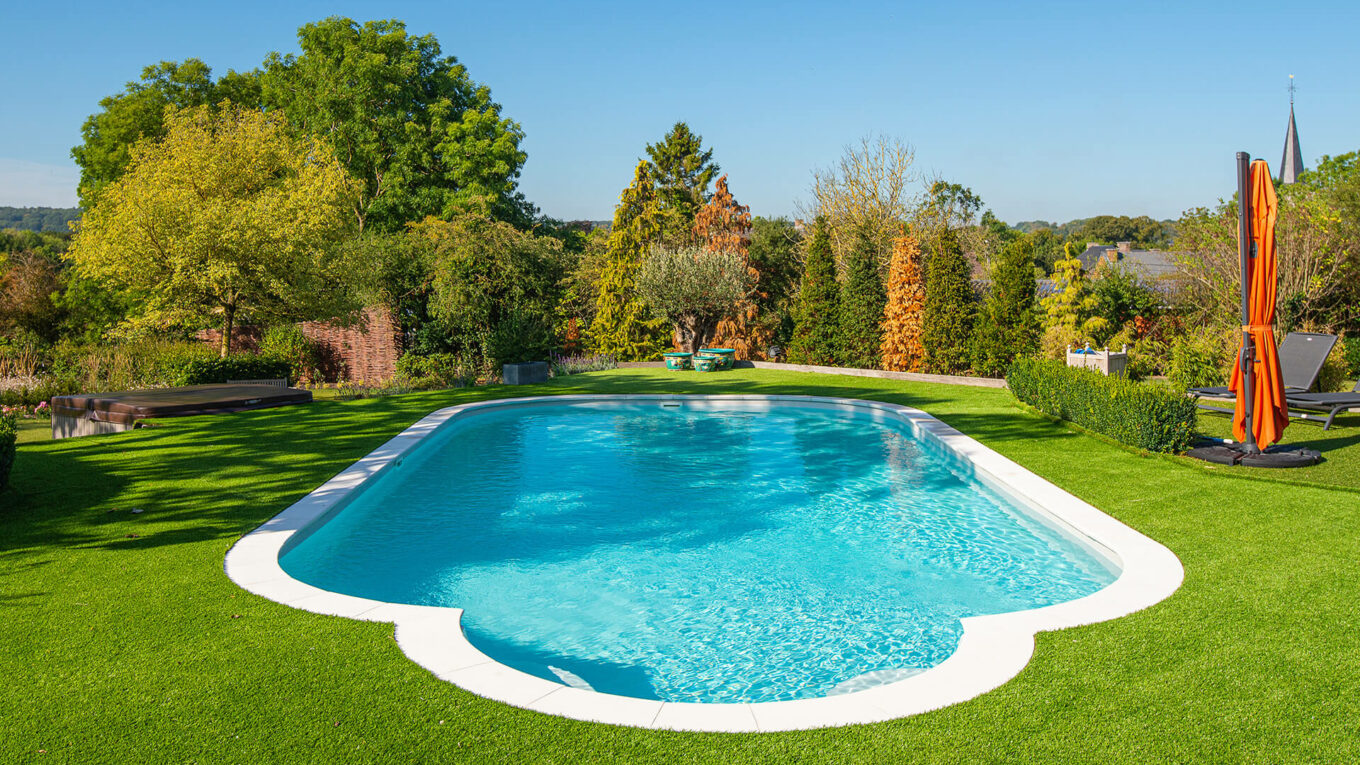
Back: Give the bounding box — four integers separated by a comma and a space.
644, 122, 719, 237
837, 224, 886, 368
587, 161, 667, 359
920, 229, 976, 374
970, 237, 1039, 377
880, 232, 925, 371
696, 175, 771, 358
788, 218, 840, 366
1042, 242, 1106, 338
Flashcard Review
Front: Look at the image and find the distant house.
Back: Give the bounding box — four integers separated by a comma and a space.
1075, 241, 1177, 282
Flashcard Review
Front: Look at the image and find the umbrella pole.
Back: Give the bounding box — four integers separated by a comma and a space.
1236, 151, 1260, 454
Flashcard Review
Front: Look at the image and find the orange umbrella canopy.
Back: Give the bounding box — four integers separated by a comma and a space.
1228, 160, 1289, 447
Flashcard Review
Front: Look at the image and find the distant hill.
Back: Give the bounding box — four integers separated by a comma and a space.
0, 207, 80, 232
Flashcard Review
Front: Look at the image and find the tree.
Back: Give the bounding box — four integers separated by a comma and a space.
695, 175, 769, 358
69, 104, 358, 356
638, 247, 751, 353
410, 215, 568, 367
1090, 262, 1161, 332
71, 59, 262, 208
747, 216, 804, 347
0, 250, 66, 344
920, 229, 975, 374
806, 134, 916, 267
837, 224, 886, 368
880, 233, 925, 372
1041, 244, 1107, 352
644, 122, 719, 235
788, 218, 840, 365
587, 162, 667, 360
971, 237, 1039, 377
262, 17, 532, 232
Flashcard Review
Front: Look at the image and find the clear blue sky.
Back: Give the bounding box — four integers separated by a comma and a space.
2, 0, 1357, 224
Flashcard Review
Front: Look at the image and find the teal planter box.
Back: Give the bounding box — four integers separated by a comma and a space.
664, 352, 693, 371
698, 348, 735, 370
693, 354, 719, 372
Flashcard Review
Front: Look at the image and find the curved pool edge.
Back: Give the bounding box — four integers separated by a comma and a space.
223, 393, 1184, 733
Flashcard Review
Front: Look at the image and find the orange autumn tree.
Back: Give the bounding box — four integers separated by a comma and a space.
695, 175, 770, 358
880, 232, 926, 371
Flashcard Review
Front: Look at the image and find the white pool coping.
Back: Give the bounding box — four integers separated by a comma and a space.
223, 394, 1184, 732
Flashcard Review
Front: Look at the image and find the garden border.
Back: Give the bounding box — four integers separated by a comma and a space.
616, 360, 1008, 388
223, 394, 1182, 732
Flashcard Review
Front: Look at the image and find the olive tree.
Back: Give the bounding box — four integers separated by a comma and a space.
638, 246, 751, 353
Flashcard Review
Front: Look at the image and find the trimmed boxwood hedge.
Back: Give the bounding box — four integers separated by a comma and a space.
1007, 358, 1197, 454
0, 412, 17, 492
176, 355, 293, 386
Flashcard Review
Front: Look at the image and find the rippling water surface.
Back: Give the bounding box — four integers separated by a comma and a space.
280, 402, 1116, 703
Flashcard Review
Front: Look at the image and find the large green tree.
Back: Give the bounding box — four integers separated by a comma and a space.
69, 105, 358, 356
644, 122, 719, 238
837, 224, 886, 368
971, 237, 1039, 377
787, 218, 840, 365
261, 17, 532, 232
71, 59, 261, 208
921, 229, 976, 374
587, 162, 668, 360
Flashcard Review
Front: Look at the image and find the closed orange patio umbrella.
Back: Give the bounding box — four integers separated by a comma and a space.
1227, 157, 1289, 450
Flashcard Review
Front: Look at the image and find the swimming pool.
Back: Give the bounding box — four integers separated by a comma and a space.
226, 395, 1183, 731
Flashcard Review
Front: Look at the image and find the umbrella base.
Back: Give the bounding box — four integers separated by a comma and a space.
1185, 442, 1322, 468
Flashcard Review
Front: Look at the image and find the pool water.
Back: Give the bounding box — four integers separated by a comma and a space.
280, 402, 1117, 704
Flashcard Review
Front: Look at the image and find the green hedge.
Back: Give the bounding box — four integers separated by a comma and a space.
176, 355, 293, 386
1007, 358, 1198, 454
0, 411, 17, 492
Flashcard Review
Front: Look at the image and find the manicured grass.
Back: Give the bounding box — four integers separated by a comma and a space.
2, 368, 1358, 763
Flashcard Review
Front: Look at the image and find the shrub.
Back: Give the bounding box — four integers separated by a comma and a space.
259, 325, 325, 385
549, 352, 617, 377
1317, 339, 1350, 393
1007, 358, 1198, 453
49, 339, 217, 392
1341, 335, 1360, 380
0, 411, 16, 492
480, 306, 559, 368
177, 355, 293, 385
0, 376, 78, 407
1168, 333, 1228, 390
394, 352, 476, 389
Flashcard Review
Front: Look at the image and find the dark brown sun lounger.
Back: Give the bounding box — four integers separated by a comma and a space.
1286, 381, 1360, 430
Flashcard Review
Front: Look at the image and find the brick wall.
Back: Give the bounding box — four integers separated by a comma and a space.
197, 305, 403, 383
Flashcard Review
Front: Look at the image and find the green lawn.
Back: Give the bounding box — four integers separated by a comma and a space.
3, 369, 1358, 763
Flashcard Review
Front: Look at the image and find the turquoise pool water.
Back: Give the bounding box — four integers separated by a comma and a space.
280, 401, 1117, 704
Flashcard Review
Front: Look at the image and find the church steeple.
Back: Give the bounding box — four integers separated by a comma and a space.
1280, 75, 1304, 184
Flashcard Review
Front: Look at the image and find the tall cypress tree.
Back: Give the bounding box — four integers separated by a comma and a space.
837, 224, 886, 368
970, 237, 1039, 377
644, 122, 719, 236
921, 229, 976, 374
588, 161, 667, 360
788, 218, 840, 366
880, 233, 925, 372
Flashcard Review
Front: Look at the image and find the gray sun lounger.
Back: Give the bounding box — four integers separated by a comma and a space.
1190, 332, 1337, 401
1286, 381, 1360, 430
